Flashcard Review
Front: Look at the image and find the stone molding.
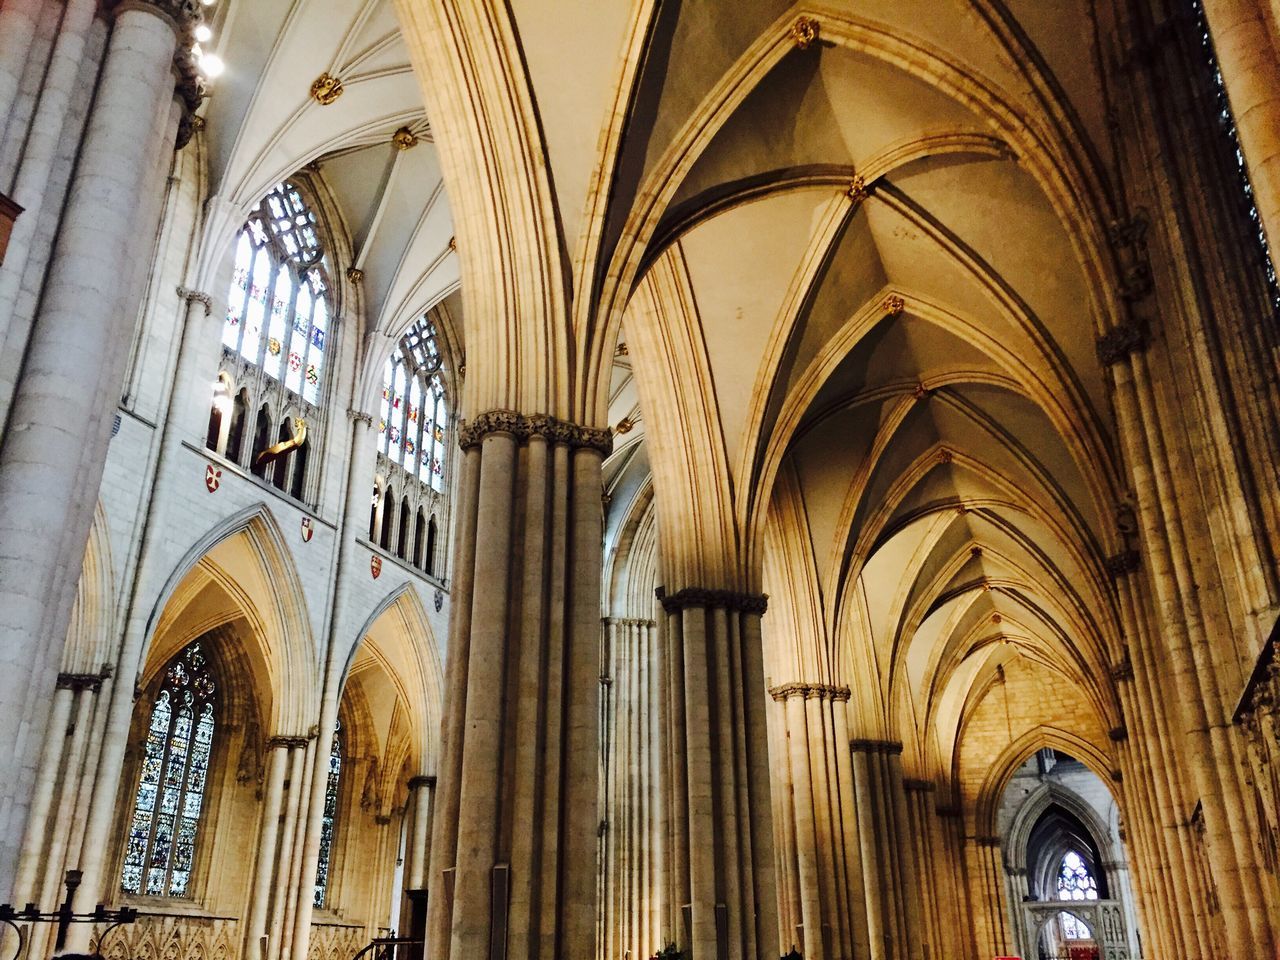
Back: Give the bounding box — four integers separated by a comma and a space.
768, 681, 851, 702
655, 586, 768, 615
267, 735, 310, 750
1095, 319, 1148, 366
56, 672, 104, 692
457, 410, 613, 455
176, 285, 213, 316
850, 738, 904, 754
603, 616, 657, 628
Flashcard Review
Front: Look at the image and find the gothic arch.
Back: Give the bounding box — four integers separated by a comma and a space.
142, 505, 319, 736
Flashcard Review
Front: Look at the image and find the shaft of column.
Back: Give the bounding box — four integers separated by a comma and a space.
0, 0, 42, 140
247, 742, 289, 960
268, 745, 306, 960
783, 695, 822, 958
850, 747, 883, 960
0, 0, 97, 415
0, 0, 187, 894
9, 684, 74, 902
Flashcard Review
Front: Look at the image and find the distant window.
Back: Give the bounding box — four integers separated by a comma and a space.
379, 316, 448, 493
1057, 850, 1098, 940
121, 642, 218, 898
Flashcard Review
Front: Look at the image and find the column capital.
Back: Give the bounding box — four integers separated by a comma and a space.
348, 408, 375, 427
1105, 549, 1141, 577
56, 672, 104, 692
408, 775, 436, 790
1095, 319, 1148, 366
457, 410, 613, 455
176, 285, 213, 316
655, 586, 768, 614
903, 778, 936, 792
603, 616, 657, 628
767, 681, 850, 702
849, 738, 904, 754
266, 735, 310, 750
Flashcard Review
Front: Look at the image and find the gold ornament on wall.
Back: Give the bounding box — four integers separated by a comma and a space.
614, 417, 635, 435
310, 73, 344, 105
791, 16, 820, 50
847, 174, 869, 204
346, 267, 364, 284
882, 293, 905, 316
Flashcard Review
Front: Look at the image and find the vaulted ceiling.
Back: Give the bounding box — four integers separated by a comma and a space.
203, 0, 1142, 789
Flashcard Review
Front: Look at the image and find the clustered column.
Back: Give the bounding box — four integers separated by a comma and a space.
426, 411, 609, 960
598, 617, 662, 960
768, 682, 867, 960
0, 0, 200, 894
847, 741, 926, 960
656, 587, 778, 960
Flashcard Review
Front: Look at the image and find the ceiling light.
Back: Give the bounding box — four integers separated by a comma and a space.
195, 24, 212, 42
199, 53, 225, 78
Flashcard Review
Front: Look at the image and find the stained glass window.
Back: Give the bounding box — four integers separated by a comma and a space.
121, 643, 217, 898
313, 721, 342, 907
222, 181, 332, 406
1057, 850, 1098, 940
378, 316, 448, 494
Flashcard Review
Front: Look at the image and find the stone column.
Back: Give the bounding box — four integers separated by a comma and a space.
406, 774, 436, 891
600, 617, 662, 960
0, 0, 196, 895
245, 739, 292, 960
0, 0, 97, 420
1201, 0, 1280, 259
425, 411, 609, 960
655, 587, 778, 960
0, 0, 43, 137
768, 682, 868, 960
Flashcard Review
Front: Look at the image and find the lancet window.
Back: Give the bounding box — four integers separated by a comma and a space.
371, 314, 450, 576
207, 180, 336, 501
120, 642, 218, 898
313, 722, 343, 907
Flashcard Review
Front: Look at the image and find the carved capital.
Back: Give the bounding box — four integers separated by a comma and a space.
457, 410, 613, 455
407, 775, 436, 790
768, 682, 852, 702
56, 672, 104, 692
850, 738, 903, 754
267, 735, 310, 750
1108, 724, 1129, 742
975, 835, 1002, 848
348, 409, 375, 427
903, 778, 936, 792
176, 285, 213, 316
1110, 655, 1135, 683
1105, 549, 1141, 577
655, 586, 768, 615
1096, 319, 1147, 366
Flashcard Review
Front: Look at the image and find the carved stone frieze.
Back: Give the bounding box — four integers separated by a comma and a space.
767, 681, 852, 702
457, 410, 613, 455
654, 586, 768, 615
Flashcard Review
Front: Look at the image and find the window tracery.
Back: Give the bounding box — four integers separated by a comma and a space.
208, 180, 335, 500
1056, 850, 1098, 940
121, 642, 218, 899
371, 314, 450, 575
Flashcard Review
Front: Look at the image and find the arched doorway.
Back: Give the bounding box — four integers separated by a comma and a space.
998, 750, 1141, 960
